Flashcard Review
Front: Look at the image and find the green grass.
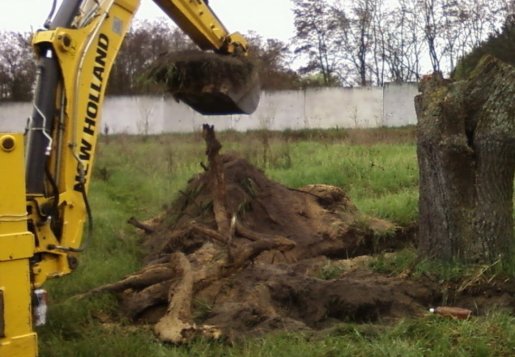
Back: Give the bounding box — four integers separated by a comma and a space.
272, 142, 419, 225
39, 308, 515, 357
37, 128, 515, 356
231, 135, 419, 225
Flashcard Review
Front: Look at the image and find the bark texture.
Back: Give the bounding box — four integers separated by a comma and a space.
415, 56, 515, 263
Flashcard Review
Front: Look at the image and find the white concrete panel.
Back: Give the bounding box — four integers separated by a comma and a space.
383, 83, 419, 127
304, 87, 383, 129
161, 90, 305, 133
0, 84, 419, 134
102, 96, 164, 134
252, 90, 306, 130
161, 97, 197, 133
0, 102, 31, 132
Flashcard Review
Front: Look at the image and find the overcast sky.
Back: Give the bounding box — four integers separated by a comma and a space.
0, 0, 296, 42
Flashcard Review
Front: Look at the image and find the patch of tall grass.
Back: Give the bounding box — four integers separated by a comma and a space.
263, 142, 418, 224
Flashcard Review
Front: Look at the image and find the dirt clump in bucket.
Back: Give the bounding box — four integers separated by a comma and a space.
145, 51, 260, 114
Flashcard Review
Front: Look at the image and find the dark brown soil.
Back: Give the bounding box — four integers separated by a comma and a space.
92, 126, 514, 344
145, 51, 260, 114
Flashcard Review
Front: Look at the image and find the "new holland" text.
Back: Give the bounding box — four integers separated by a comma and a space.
74, 33, 108, 192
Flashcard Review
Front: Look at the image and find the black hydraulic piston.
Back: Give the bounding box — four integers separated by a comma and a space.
25, 0, 84, 195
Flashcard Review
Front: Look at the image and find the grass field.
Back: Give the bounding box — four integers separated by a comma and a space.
38, 127, 514, 356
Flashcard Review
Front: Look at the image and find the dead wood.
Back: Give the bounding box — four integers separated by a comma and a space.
127, 216, 155, 234
121, 280, 173, 319
203, 124, 231, 238
78, 263, 174, 299
152, 252, 224, 343
153, 252, 195, 343
228, 234, 296, 268
158, 224, 232, 255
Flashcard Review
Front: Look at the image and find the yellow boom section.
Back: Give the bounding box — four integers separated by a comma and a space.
28, 0, 140, 288
26, 0, 256, 290
153, 0, 249, 53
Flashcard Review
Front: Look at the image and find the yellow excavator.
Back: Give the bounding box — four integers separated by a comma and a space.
0, 1, 259, 355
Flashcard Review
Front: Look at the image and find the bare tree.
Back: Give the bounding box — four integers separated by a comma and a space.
382, 0, 425, 82
0, 31, 36, 101
350, 0, 376, 86
370, 0, 386, 85
419, 0, 442, 72
108, 20, 195, 95
439, 0, 461, 70
292, 0, 343, 86
416, 0, 510, 75
246, 33, 301, 90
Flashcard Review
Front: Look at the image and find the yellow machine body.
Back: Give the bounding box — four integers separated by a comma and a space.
0, 134, 37, 357
0, 1, 257, 356
28, 0, 141, 289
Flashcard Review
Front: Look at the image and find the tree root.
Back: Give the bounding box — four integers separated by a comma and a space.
127, 216, 155, 234
153, 252, 222, 343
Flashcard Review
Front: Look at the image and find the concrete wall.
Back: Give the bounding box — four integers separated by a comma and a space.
0, 102, 31, 132
0, 83, 419, 134
383, 83, 418, 126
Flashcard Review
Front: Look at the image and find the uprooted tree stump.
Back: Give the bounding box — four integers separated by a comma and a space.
86, 125, 449, 343
415, 56, 515, 263
83, 124, 515, 343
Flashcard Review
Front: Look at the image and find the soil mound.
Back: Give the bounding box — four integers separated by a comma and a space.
143, 157, 392, 265
90, 126, 513, 343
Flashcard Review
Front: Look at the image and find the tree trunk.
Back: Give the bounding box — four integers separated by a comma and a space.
415, 56, 515, 263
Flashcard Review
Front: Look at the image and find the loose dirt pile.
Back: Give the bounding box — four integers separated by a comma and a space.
145, 51, 260, 114
90, 126, 514, 343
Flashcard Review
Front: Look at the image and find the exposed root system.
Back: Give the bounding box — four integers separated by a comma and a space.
90, 125, 514, 343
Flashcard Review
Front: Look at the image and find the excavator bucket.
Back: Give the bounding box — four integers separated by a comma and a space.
145, 51, 260, 115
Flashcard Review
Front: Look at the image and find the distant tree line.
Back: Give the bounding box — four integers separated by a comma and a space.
292, 0, 514, 86
0, 19, 303, 101
0, 31, 35, 101
0, 0, 512, 101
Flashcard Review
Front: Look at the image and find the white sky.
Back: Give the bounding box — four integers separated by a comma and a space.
0, 0, 296, 42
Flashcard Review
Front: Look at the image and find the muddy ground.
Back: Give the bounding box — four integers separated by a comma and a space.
92, 125, 515, 343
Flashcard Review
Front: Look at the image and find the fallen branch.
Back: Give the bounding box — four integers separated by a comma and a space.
127, 216, 155, 234
73, 262, 174, 300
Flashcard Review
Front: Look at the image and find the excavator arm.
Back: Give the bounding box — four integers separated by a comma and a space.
153, 0, 249, 53
0, 1, 259, 356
